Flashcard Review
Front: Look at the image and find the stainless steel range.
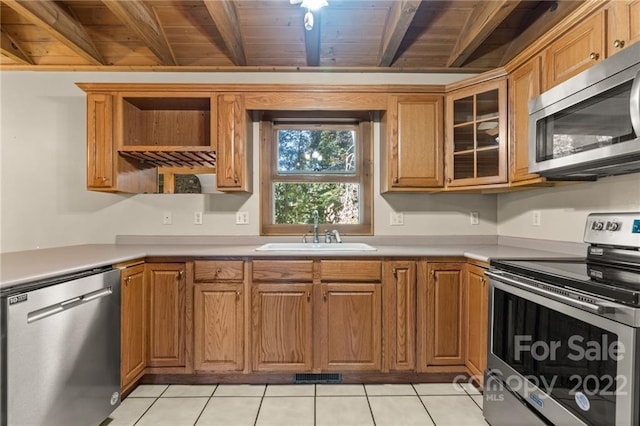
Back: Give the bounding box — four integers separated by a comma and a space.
485, 212, 640, 426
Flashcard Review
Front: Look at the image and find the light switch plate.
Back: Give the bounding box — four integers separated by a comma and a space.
236, 211, 249, 225
390, 211, 404, 226
194, 211, 203, 225
162, 211, 172, 225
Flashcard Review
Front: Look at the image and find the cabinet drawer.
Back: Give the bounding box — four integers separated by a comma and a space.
194, 260, 244, 282
320, 260, 382, 282
252, 260, 313, 282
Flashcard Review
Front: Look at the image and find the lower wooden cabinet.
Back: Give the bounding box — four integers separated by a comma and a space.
319, 283, 382, 371
194, 283, 244, 371
384, 261, 416, 371
464, 263, 489, 384
251, 283, 314, 372
419, 262, 466, 370
146, 263, 187, 368
121, 264, 146, 392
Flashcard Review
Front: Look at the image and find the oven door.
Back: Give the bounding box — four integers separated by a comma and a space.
487, 273, 637, 426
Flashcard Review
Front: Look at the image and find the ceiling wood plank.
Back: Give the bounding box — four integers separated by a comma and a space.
499, 1, 584, 66
447, 0, 521, 68
101, 0, 176, 66
0, 27, 33, 64
202, 0, 247, 66
304, 12, 321, 66
2, 0, 103, 64
378, 0, 421, 67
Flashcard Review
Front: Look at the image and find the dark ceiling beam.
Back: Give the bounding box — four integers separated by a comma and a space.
102, 0, 176, 66
2, 0, 103, 64
304, 11, 321, 66
379, 0, 421, 67
447, 0, 521, 68
499, 1, 584, 66
0, 27, 33, 64
203, 0, 247, 66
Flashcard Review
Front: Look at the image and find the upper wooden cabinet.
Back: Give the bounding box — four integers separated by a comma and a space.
87, 93, 115, 190
543, 11, 605, 91
79, 85, 252, 194
509, 57, 541, 183
381, 95, 444, 192
607, 1, 640, 57
446, 78, 508, 187
215, 94, 251, 192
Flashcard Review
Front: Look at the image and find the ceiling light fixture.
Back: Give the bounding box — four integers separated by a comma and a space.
290, 0, 328, 31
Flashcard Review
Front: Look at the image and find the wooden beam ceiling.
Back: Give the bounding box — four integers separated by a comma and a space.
378, 0, 420, 67
202, 0, 247, 66
102, 0, 176, 66
304, 11, 321, 66
499, 1, 584, 65
2, 0, 104, 65
447, 0, 521, 68
0, 27, 33, 64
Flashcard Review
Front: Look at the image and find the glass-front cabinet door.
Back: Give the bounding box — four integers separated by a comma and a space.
446, 78, 508, 187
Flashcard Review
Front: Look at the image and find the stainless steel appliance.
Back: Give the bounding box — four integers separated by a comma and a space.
485, 212, 640, 426
528, 41, 640, 179
1, 267, 121, 426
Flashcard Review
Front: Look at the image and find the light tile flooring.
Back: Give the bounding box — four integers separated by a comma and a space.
106, 382, 486, 426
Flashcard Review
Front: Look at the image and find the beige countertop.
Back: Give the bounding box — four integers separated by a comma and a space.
1, 236, 584, 291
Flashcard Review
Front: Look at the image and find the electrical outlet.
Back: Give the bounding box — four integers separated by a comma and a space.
532, 210, 541, 226
390, 211, 404, 226
236, 211, 249, 225
470, 211, 479, 225
162, 211, 172, 225
194, 211, 203, 225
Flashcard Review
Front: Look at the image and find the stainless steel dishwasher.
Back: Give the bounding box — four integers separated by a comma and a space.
1, 267, 121, 425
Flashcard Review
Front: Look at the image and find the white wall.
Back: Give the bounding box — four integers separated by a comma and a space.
1, 71, 499, 252
497, 173, 640, 242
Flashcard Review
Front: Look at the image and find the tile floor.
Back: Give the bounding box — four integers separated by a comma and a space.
106, 382, 486, 426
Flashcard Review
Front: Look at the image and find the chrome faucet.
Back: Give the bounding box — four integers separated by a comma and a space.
332, 229, 342, 243
312, 210, 320, 243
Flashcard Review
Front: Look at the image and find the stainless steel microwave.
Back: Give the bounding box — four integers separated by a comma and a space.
528, 41, 640, 179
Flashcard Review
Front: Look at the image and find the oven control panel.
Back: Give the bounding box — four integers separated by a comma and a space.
584, 212, 640, 247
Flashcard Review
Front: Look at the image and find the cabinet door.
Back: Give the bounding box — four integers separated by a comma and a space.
423, 263, 465, 366
87, 93, 115, 190
194, 283, 244, 371
384, 262, 416, 371
544, 11, 605, 90
608, 0, 640, 57
319, 283, 382, 371
216, 94, 250, 192
121, 264, 146, 391
252, 283, 313, 371
464, 264, 488, 385
382, 95, 444, 191
146, 263, 186, 368
509, 57, 541, 182
446, 78, 508, 187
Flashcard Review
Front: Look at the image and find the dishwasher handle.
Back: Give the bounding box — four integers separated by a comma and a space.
27, 286, 113, 324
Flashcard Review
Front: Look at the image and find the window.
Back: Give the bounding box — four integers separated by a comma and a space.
260, 118, 372, 236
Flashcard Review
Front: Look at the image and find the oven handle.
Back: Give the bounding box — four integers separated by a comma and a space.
486, 270, 612, 315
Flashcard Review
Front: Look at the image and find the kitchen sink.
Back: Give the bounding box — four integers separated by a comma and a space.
255, 242, 377, 251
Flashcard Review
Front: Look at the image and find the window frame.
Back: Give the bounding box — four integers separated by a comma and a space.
260, 119, 373, 236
